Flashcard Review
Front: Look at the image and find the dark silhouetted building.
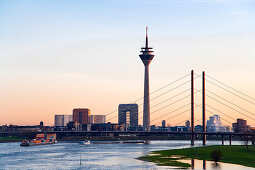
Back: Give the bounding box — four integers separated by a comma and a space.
195, 125, 203, 132
73, 108, 90, 124
232, 118, 250, 133
162, 120, 166, 128
118, 104, 138, 130
40, 121, 44, 130
91, 123, 122, 131
2, 125, 41, 132
169, 126, 189, 132
185, 120, 190, 129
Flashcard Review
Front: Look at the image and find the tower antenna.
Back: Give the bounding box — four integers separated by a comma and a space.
146, 26, 148, 48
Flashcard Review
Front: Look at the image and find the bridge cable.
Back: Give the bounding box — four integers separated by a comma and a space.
205, 78, 255, 106
170, 105, 200, 127
151, 103, 191, 124
135, 88, 190, 121
105, 75, 191, 122
108, 88, 191, 122
155, 108, 191, 126
206, 89, 255, 116
206, 74, 255, 102
204, 93, 255, 121
195, 103, 233, 124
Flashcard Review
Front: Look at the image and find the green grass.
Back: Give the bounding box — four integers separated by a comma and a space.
0, 136, 24, 141
138, 145, 255, 168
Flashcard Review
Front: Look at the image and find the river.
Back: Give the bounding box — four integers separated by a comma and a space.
0, 140, 253, 169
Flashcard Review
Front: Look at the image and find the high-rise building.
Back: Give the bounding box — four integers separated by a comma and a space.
162, 120, 166, 128
118, 104, 138, 130
206, 115, 224, 132
73, 108, 90, 124
232, 118, 249, 133
139, 27, 154, 131
90, 115, 106, 124
55, 115, 73, 127
185, 120, 190, 128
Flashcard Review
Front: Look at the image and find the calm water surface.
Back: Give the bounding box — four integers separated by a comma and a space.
0, 140, 253, 170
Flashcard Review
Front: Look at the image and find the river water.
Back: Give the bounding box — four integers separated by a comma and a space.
0, 140, 253, 170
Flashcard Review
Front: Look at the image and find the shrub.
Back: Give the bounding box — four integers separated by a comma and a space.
210, 149, 222, 162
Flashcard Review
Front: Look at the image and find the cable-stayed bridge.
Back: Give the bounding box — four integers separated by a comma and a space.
92, 70, 255, 145
2, 70, 255, 145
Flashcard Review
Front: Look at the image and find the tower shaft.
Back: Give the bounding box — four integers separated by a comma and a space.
143, 64, 150, 131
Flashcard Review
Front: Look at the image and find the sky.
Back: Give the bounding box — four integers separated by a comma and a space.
0, 0, 255, 126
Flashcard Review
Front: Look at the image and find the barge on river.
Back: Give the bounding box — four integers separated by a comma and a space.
20, 133, 57, 146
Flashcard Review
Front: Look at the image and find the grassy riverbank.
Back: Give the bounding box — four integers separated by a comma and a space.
138, 145, 255, 168
0, 137, 24, 143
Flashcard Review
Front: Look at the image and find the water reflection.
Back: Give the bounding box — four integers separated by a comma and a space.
191, 159, 221, 170
203, 160, 206, 170
191, 159, 194, 169
192, 159, 207, 170
179, 158, 253, 170
0, 140, 254, 169
211, 162, 221, 170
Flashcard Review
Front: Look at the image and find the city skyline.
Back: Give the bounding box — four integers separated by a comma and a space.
1, 0, 255, 126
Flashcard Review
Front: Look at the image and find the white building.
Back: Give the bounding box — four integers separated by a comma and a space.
90, 115, 106, 124
55, 115, 73, 127
206, 115, 225, 132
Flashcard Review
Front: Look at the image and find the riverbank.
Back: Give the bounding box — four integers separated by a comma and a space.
138, 145, 255, 168
0, 137, 24, 143
0, 135, 246, 143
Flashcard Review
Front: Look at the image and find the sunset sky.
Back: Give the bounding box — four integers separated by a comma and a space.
0, 0, 255, 126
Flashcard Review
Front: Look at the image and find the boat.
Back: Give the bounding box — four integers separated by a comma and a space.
122, 140, 148, 144
20, 133, 57, 146
80, 140, 91, 145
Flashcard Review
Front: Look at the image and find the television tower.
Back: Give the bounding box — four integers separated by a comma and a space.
139, 27, 154, 131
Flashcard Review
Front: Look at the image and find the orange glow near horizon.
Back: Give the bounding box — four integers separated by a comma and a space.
1, 70, 255, 127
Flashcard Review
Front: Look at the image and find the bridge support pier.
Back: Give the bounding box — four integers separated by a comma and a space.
229, 135, 232, 145
222, 135, 224, 145
252, 135, 255, 145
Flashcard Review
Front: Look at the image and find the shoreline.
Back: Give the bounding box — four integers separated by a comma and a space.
138, 145, 255, 168
0, 136, 245, 143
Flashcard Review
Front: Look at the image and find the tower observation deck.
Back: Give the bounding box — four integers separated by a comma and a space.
139, 27, 154, 131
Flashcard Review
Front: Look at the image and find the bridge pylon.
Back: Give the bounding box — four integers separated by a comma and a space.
202, 71, 206, 145
191, 70, 195, 145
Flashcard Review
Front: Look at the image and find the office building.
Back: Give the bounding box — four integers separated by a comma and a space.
118, 104, 138, 130
162, 120, 166, 128
195, 125, 203, 132
55, 115, 73, 127
91, 123, 122, 131
206, 115, 224, 132
232, 118, 250, 133
73, 108, 90, 124
90, 115, 106, 124
185, 120, 190, 128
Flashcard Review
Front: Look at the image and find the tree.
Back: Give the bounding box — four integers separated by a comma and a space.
210, 149, 222, 162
